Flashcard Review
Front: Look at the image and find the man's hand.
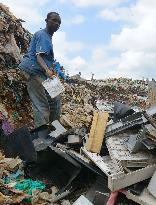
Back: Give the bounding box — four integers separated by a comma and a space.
45, 68, 54, 78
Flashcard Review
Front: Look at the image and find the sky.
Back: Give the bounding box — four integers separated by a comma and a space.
1, 0, 156, 80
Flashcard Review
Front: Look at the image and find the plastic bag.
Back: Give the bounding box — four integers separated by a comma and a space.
42, 77, 65, 99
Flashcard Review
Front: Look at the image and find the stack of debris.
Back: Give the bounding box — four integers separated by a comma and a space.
61, 78, 148, 128
1, 3, 156, 205
0, 3, 33, 131
2, 104, 156, 204
82, 103, 156, 204
37, 102, 156, 205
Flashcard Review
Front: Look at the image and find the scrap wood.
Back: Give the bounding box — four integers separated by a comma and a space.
86, 111, 109, 153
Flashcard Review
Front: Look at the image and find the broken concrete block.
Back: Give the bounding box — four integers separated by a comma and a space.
85, 112, 109, 153
73, 195, 93, 205
147, 170, 156, 198
49, 120, 67, 138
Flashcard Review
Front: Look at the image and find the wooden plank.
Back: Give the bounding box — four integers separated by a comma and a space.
85, 112, 99, 152
86, 112, 109, 153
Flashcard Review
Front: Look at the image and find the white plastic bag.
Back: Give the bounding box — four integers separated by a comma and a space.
42, 77, 65, 99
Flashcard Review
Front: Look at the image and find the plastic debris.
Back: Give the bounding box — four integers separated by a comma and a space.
15, 179, 45, 195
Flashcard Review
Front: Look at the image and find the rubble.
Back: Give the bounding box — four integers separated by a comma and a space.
1, 3, 156, 205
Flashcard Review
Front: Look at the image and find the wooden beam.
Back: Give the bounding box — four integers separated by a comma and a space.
85, 111, 109, 153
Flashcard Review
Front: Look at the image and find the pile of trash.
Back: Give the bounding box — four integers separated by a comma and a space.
61, 77, 148, 128
1, 3, 156, 205
0, 150, 71, 205
1, 102, 156, 204
0, 3, 33, 130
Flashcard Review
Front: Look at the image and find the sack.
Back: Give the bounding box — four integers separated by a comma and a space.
42, 77, 65, 99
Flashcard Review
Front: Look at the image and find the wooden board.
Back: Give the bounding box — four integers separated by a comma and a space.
85, 112, 109, 153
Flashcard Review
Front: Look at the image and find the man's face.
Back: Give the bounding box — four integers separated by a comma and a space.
47, 14, 61, 33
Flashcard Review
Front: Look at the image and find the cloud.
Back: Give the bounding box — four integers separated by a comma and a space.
70, 15, 85, 25
54, 0, 156, 79
117, 51, 156, 78
99, 7, 134, 22
0, 0, 49, 28
53, 34, 120, 79
57, 0, 156, 79
64, 14, 85, 26
102, 0, 156, 79
60, 0, 126, 7
53, 31, 84, 58
52, 31, 87, 76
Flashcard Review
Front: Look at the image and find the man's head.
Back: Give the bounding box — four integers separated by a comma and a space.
45, 12, 61, 34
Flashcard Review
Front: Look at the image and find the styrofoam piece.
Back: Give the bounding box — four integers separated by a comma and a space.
73, 195, 93, 205
126, 188, 156, 205
81, 147, 123, 176
106, 136, 155, 166
147, 170, 156, 198
108, 164, 156, 191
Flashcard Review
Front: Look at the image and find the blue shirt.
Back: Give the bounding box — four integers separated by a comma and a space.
18, 29, 54, 76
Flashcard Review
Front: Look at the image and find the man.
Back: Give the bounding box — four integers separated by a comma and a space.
18, 12, 61, 136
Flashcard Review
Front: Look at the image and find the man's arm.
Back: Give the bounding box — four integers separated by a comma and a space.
37, 53, 53, 77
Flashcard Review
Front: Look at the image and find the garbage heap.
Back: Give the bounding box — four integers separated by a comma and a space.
0, 3, 33, 130
1, 3, 156, 205
61, 77, 148, 128
1, 101, 156, 204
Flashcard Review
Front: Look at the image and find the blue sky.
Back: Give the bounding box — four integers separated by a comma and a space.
2, 0, 156, 79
